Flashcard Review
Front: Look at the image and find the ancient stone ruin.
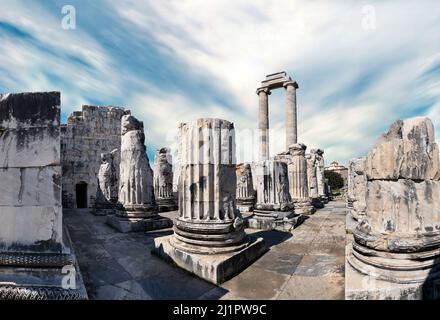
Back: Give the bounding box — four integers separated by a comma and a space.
153, 147, 177, 212
154, 118, 265, 284
257, 72, 298, 160
94, 149, 119, 213
61, 105, 130, 209
236, 163, 256, 213
346, 157, 367, 222
306, 149, 324, 208
346, 117, 440, 299
284, 143, 315, 215
249, 157, 305, 231
0, 92, 87, 299
106, 115, 172, 233
315, 149, 327, 203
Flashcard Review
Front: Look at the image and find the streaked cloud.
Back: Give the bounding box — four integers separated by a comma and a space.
0, 0, 439, 164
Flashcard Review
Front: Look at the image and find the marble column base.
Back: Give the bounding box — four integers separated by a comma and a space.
156, 198, 178, 212
0, 228, 88, 300
345, 243, 440, 300
106, 213, 172, 233
247, 210, 306, 231
153, 234, 266, 284
236, 197, 255, 213
293, 200, 315, 215
236, 199, 255, 214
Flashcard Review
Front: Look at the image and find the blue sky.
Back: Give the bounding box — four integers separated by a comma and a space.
1, 0, 439, 165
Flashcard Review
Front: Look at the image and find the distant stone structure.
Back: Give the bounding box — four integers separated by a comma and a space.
107, 115, 171, 233
346, 117, 440, 300
153, 147, 177, 212
154, 118, 265, 284
325, 160, 348, 185
236, 163, 256, 213
0, 92, 87, 300
61, 105, 130, 209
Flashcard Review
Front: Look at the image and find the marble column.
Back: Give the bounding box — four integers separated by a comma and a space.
236, 163, 255, 213
307, 149, 323, 208
257, 87, 270, 161
95, 149, 118, 212
346, 117, 440, 299
175, 118, 244, 250
153, 147, 177, 212
249, 158, 305, 230
347, 157, 367, 221
154, 118, 265, 284
253, 160, 292, 211
107, 115, 172, 232
287, 143, 315, 214
284, 81, 298, 149
315, 149, 326, 202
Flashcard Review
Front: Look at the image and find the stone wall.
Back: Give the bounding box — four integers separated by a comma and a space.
61, 105, 130, 208
0, 92, 64, 253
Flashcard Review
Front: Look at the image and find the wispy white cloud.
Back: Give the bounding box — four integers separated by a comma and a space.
0, 0, 439, 165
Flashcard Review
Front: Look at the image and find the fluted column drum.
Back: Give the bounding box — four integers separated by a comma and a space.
254, 160, 293, 211
287, 143, 314, 214
236, 163, 256, 212
173, 118, 245, 254
316, 149, 326, 199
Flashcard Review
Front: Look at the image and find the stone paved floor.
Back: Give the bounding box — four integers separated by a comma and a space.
64, 200, 347, 300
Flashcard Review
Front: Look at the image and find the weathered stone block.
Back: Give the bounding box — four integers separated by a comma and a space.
361, 179, 440, 244
153, 234, 266, 284
0, 92, 60, 128
0, 206, 63, 253
0, 167, 61, 207
0, 94, 60, 168
365, 117, 440, 180
348, 116, 440, 300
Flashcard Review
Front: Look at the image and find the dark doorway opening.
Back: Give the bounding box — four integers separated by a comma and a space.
76, 182, 88, 208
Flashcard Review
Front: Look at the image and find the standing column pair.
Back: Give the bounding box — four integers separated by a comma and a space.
257, 80, 298, 161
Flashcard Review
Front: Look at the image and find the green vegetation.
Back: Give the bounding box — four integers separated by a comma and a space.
324, 171, 344, 192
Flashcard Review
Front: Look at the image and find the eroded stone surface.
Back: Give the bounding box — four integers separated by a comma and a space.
316, 149, 326, 199
347, 157, 367, 221
365, 117, 440, 181
306, 150, 319, 200
118, 115, 155, 208
348, 117, 440, 300
236, 163, 255, 213
95, 149, 118, 209
254, 160, 293, 212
